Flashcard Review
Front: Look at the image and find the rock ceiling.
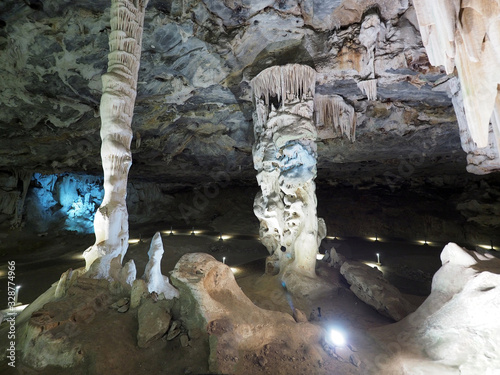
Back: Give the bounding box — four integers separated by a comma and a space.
0, 0, 486, 187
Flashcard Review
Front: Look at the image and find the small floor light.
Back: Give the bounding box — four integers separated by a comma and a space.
223, 257, 226, 264
170, 226, 173, 236
14, 285, 21, 305
219, 233, 223, 241
329, 329, 346, 347
376, 253, 380, 265
191, 227, 195, 235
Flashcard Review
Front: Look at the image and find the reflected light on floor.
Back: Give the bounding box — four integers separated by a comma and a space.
230, 267, 240, 275
478, 244, 497, 251
417, 240, 433, 245
316, 254, 324, 260
71, 253, 85, 260
363, 261, 383, 270
128, 239, 140, 244
162, 230, 177, 235
368, 236, 379, 242
325, 236, 340, 240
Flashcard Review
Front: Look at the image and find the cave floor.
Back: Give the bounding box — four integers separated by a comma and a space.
0, 224, 449, 374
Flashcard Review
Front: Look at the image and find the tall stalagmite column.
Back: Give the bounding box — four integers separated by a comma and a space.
84, 0, 149, 279
251, 64, 326, 290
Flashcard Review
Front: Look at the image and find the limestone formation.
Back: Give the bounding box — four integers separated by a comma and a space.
314, 94, 357, 141
170, 253, 325, 374
357, 10, 383, 100
440, 77, 500, 174
413, 0, 500, 174
83, 0, 149, 280
251, 64, 326, 285
340, 260, 415, 321
372, 243, 500, 374
142, 232, 179, 300
20, 278, 111, 369
137, 298, 172, 348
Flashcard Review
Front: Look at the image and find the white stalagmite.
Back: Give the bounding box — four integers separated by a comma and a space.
413, 0, 500, 154
83, 0, 149, 280
251, 64, 326, 291
314, 94, 357, 141
142, 232, 179, 300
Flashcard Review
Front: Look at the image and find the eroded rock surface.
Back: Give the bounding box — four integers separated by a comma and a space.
137, 298, 173, 348
340, 260, 415, 321
170, 252, 329, 374
0, 0, 463, 185
372, 242, 500, 374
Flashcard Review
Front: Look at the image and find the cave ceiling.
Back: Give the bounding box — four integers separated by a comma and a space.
0, 0, 471, 188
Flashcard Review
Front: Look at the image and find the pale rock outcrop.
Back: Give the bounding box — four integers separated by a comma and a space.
413, 0, 500, 174
439, 77, 500, 174
19, 278, 110, 369
357, 10, 383, 100
142, 232, 179, 300
340, 260, 415, 321
329, 246, 346, 269
170, 253, 325, 374
372, 242, 500, 374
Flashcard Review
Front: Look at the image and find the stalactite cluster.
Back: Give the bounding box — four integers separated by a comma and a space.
314, 94, 357, 141
251, 64, 316, 107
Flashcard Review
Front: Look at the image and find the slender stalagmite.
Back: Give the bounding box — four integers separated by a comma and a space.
84, 0, 149, 280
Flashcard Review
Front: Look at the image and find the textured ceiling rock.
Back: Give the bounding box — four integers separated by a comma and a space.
0, 0, 476, 186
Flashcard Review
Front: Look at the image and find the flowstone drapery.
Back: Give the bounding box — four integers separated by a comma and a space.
413, 0, 500, 173
357, 11, 382, 101
84, 0, 149, 280
251, 64, 326, 289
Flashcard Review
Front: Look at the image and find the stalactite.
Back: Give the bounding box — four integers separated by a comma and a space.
251, 64, 316, 107
314, 94, 357, 141
442, 77, 500, 174
357, 79, 377, 101
83, 0, 149, 280
413, 0, 500, 153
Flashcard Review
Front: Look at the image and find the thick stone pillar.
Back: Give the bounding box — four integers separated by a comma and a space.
84, 0, 149, 280
251, 64, 326, 286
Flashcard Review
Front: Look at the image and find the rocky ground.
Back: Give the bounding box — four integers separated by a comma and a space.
0, 222, 445, 375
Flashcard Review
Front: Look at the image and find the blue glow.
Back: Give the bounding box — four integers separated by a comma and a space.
28, 173, 103, 233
